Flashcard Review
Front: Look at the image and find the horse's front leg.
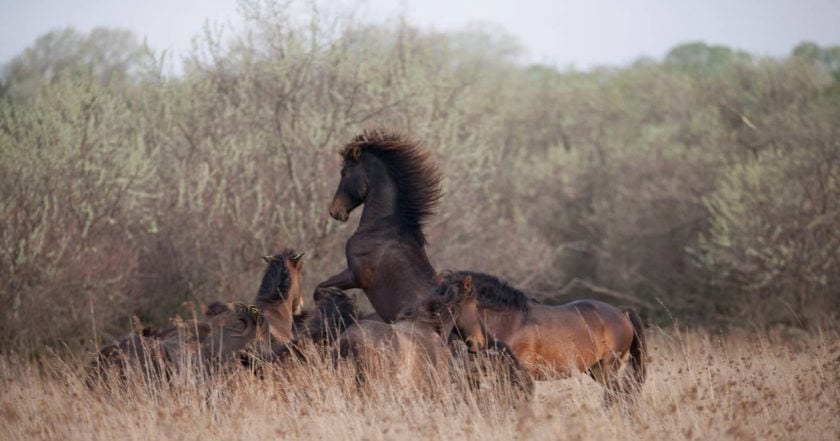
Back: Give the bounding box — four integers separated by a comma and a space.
314, 268, 358, 299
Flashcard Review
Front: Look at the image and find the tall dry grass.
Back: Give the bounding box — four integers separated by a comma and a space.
2, 328, 837, 441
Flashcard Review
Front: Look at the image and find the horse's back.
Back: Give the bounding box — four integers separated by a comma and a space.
344, 320, 447, 365
557, 299, 628, 322
391, 321, 450, 369
340, 320, 449, 390
340, 320, 398, 360
550, 299, 634, 344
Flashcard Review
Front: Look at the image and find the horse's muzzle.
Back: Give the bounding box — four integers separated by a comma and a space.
465, 337, 481, 354
328, 199, 350, 222
329, 208, 349, 222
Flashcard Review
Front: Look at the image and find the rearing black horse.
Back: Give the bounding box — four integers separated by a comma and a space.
315, 129, 443, 322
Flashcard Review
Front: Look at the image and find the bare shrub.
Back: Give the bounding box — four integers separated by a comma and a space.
2, 1, 839, 350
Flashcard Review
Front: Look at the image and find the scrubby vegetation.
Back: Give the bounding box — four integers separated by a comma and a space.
1, 0, 839, 353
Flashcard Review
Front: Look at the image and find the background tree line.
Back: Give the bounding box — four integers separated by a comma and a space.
1, 1, 838, 352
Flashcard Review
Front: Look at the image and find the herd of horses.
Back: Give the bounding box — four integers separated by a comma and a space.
88, 129, 646, 406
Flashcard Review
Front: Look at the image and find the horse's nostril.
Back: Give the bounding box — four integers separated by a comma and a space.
329, 207, 348, 222
465, 338, 478, 352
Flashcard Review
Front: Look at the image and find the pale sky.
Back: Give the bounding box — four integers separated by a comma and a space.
1, 0, 839, 70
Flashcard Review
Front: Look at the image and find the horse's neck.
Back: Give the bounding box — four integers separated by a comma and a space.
354, 183, 436, 278
261, 305, 295, 343
480, 307, 527, 340
358, 167, 398, 222
357, 158, 434, 259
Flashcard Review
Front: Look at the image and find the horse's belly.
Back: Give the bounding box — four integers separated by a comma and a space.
509, 326, 603, 378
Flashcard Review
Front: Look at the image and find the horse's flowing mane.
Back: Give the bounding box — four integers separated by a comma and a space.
456, 271, 533, 311
255, 248, 296, 306
341, 129, 443, 244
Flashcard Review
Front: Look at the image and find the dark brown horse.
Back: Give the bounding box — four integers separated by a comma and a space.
297, 287, 358, 345
439, 271, 646, 403
256, 287, 359, 364
338, 274, 487, 392
315, 129, 443, 322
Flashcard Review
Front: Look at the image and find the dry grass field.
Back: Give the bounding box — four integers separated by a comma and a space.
2, 328, 837, 441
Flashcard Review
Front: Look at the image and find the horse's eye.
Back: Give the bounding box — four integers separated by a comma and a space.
232, 318, 249, 331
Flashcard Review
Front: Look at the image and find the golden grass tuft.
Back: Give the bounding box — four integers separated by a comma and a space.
2, 329, 838, 440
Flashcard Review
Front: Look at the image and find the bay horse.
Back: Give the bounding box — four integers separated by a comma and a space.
257, 287, 359, 364
438, 270, 646, 403
338, 274, 488, 393
87, 302, 266, 387
315, 129, 443, 322
254, 248, 305, 351
89, 248, 305, 384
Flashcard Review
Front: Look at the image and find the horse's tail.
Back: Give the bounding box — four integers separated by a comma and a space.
623, 307, 646, 387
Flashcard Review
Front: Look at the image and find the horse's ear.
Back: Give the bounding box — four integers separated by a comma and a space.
349, 146, 362, 161
262, 255, 273, 264
205, 301, 231, 317
397, 306, 416, 321
290, 252, 305, 268
462, 275, 473, 295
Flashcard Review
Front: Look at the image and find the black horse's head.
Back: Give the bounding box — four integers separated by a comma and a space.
328, 130, 442, 238
329, 144, 368, 222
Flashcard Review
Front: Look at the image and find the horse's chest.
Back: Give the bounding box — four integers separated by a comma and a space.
346, 241, 384, 288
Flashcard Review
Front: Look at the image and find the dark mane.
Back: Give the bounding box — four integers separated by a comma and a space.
255, 248, 296, 306
205, 301, 231, 317
456, 271, 533, 312
340, 128, 443, 244
396, 283, 459, 332
302, 291, 358, 343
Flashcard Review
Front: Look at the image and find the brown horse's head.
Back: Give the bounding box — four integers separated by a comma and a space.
255, 248, 305, 344
257, 249, 304, 312
398, 273, 486, 353
329, 144, 368, 222
201, 302, 268, 356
